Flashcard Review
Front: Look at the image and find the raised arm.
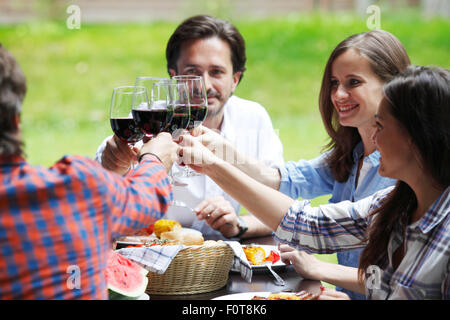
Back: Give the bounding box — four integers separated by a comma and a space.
179, 133, 294, 230
191, 125, 282, 189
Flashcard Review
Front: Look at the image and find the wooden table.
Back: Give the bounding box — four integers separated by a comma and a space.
149, 235, 322, 300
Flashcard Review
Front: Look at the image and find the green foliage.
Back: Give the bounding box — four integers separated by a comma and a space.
1, 12, 448, 166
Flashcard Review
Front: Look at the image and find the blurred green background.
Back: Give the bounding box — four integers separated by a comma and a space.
1, 10, 448, 168
1, 3, 449, 288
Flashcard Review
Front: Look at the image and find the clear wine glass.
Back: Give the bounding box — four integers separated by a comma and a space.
135, 76, 171, 101
160, 82, 191, 139
172, 75, 208, 178
148, 82, 190, 186
132, 82, 176, 139
110, 86, 148, 169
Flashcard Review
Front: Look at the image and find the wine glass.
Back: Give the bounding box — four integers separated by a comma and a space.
135, 76, 171, 101
160, 82, 191, 139
172, 75, 208, 130
110, 86, 147, 169
110, 86, 147, 144
132, 82, 177, 139
172, 75, 208, 178
149, 82, 190, 186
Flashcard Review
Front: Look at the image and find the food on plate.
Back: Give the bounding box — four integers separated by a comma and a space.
153, 219, 181, 237
105, 251, 148, 300
243, 246, 281, 265
265, 249, 280, 264
243, 246, 266, 265
251, 291, 319, 300
160, 229, 204, 246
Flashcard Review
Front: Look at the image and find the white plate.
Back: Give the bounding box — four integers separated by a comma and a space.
212, 291, 313, 300
138, 293, 150, 300
242, 245, 285, 269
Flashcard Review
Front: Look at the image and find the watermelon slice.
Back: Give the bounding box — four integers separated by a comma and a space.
105, 251, 149, 300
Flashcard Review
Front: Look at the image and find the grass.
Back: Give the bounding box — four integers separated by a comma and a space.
1, 9, 449, 289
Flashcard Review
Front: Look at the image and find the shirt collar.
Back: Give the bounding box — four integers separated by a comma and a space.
352, 141, 381, 166
218, 97, 233, 139
414, 186, 450, 234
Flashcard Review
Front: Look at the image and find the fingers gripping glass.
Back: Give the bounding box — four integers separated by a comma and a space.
172, 75, 208, 179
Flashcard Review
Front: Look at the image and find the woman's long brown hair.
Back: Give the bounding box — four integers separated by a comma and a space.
319, 30, 410, 182
358, 66, 450, 282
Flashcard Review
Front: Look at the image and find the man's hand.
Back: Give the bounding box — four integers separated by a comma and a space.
139, 132, 178, 172
101, 134, 138, 175
194, 196, 240, 238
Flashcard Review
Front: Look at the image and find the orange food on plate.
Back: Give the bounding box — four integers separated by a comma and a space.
243, 246, 281, 265
242, 246, 266, 265
267, 293, 302, 300
264, 250, 280, 264
251, 290, 320, 300
153, 219, 181, 238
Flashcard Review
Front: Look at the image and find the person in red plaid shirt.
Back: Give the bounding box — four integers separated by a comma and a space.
0, 45, 178, 299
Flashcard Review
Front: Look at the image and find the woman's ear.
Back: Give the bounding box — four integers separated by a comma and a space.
169, 68, 176, 77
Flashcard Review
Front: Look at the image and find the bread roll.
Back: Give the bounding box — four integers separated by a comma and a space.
153, 219, 181, 237
182, 232, 204, 246
160, 229, 183, 242
160, 229, 204, 246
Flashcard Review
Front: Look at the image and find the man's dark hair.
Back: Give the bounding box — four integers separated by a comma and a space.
0, 44, 26, 156
166, 15, 247, 81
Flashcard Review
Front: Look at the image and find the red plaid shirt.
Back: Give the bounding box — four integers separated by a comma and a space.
0, 154, 172, 299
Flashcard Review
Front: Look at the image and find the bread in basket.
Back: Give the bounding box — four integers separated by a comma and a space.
146, 240, 234, 295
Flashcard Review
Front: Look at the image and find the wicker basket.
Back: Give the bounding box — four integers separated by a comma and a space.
146, 242, 234, 295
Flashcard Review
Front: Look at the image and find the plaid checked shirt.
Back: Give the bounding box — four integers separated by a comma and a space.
0, 154, 172, 299
275, 186, 450, 300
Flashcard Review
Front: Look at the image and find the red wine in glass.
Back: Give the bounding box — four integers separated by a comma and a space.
132, 109, 173, 136
166, 104, 190, 134
187, 103, 208, 130
110, 117, 145, 144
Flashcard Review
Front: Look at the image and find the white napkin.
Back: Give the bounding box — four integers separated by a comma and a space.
117, 245, 184, 274
224, 241, 253, 282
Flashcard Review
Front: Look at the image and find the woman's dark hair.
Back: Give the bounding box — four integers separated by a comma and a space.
358, 65, 450, 281
319, 30, 410, 182
166, 15, 247, 81
0, 44, 26, 157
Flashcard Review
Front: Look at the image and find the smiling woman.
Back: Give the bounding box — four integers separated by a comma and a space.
177, 65, 450, 300
177, 29, 412, 300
